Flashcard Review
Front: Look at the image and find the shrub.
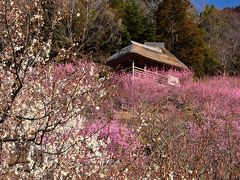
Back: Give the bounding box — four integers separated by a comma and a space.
113, 71, 240, 179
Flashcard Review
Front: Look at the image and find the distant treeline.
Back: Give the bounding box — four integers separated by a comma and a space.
1, 0, 239, 76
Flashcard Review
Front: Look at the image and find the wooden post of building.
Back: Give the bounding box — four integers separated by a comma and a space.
132, 59, 135, 77
144, 64, 147, 73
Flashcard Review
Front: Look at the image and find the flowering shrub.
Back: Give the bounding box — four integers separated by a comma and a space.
83, 120, 139, 153
112, 72, 240, 179
0, 0, 141, 178
0, 2, 239, 175
0, 61, 114, 178
1, 58, 239, 179
0, 0, 239, 178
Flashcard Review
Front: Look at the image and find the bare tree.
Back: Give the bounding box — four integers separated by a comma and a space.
200, 6, 240, 75
48, 0, 121, 61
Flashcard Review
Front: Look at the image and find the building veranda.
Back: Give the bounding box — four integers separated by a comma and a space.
107, 41, 188, 86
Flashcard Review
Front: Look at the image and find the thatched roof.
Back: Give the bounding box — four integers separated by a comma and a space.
107, 41, 188, 69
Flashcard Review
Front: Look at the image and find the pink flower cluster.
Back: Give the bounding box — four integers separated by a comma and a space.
116, 71, 240, 164
83, 120, 139, 153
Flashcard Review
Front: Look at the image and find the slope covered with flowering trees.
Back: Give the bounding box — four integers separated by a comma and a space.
114, 72, 240, 178
1, 60, 239, 178
0, 0, 239, 179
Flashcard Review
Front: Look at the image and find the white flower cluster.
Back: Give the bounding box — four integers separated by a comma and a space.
0, 59, 112, 178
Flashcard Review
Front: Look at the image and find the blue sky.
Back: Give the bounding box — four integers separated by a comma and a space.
193, 0, 240, 10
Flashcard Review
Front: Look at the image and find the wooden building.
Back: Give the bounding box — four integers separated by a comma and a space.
106, 41, 188, 85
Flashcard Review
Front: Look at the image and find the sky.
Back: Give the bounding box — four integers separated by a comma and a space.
192, 0, 240, 10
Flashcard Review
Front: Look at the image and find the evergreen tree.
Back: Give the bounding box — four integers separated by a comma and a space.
156, 0, 215, 76
121, 0, 156, 47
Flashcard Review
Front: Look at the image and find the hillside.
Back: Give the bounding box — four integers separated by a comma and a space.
0, 0, 239, 179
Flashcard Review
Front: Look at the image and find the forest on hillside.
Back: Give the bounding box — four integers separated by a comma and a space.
0, 0, 239, 179
1, 0, 239, 75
